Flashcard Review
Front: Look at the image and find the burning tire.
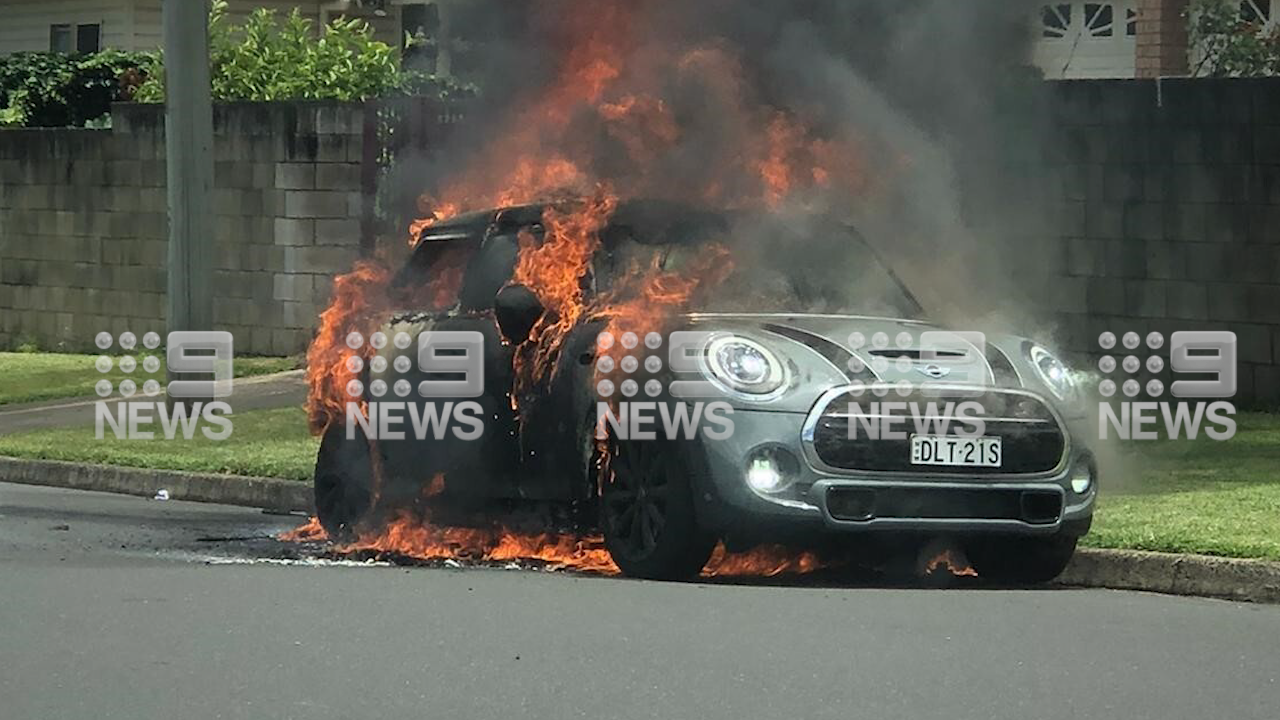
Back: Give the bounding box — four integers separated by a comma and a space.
313, 424, 375, 540
964, 535, 1078, 584
598, 435, 716, 580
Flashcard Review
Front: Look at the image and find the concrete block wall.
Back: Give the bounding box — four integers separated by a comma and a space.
2, 84, 1277, 404
0, 101, 365, 356
1033, 78, 1280, 406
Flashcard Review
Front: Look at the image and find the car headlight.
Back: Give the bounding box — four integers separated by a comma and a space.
1026, 343, 1077, 402
703, 336, 787, 398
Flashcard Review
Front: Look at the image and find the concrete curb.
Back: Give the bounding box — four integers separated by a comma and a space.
1060, 548, 1280, 604
3, 455, 1278, 603
0, 456, 312, 514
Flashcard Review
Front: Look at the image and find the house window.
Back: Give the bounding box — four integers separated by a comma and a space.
1084, 3, 1114, 37
402, 3, 444, 71
49, 23, 100, 53
49, 24, 73, 53
1241, 0, 1270, 24
1042, 4, 1072, 38
76, 24, 101, 53
1126, 8, 1137, 36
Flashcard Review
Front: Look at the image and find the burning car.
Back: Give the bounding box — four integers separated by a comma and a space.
310, 200, 1095, 582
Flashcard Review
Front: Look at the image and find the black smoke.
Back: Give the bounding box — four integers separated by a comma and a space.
388, 0, 1053, 326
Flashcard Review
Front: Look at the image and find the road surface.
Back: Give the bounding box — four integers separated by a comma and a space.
1, 481, 1277, 720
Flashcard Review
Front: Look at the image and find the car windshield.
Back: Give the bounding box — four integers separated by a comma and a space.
597, 215, 923, 319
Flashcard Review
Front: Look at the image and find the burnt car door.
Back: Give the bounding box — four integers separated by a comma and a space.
375, 229, 523, 504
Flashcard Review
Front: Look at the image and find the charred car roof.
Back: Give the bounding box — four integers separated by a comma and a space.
416, 199, 731, 247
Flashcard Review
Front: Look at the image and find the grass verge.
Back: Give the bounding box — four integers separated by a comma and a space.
0, 406, 317, 481
0, 352, 298, 405
1083, 412, 1280, 561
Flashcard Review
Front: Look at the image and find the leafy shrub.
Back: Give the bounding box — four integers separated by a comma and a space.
134, 0, 474, 103
0, 50, 149, 127
1189, 0, 1280, 76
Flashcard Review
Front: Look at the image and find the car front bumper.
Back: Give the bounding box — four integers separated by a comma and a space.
691, 402, 1097, 539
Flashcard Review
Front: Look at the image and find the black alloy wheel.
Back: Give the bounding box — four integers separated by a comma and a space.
599, 434, 716, 580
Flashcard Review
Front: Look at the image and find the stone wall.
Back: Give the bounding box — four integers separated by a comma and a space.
1036, 78, 1280, 405
0, 101, 365, 355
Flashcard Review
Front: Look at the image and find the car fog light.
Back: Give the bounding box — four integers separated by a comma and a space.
747, 458, 783, 493
745, 447, 800, 495
1070, 458, 1095, 495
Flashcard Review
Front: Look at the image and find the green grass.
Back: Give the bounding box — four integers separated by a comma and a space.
1082, 412, 1280, 561
0, 352, 299, 405
0, 406, 317, 480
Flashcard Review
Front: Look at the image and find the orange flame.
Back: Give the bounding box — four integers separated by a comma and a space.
306, 261, 392, 434
280, 514, 823, 579
341, 510, 619, 573
921, 548, 978, 578
511, 192, 619, 389
278, 516, 328, 543
303, 0, 875, 580
305, 247, 471, 435
703, 544, 823, 578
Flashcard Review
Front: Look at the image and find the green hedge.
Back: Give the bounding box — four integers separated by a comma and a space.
0, 2, 474, 128
0, 50, 151, 127
134, 0, 475, 103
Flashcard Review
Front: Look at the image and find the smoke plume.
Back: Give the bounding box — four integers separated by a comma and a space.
389, 0, 1053, 330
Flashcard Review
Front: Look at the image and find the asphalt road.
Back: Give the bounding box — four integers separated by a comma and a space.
1, 482, 1278, 720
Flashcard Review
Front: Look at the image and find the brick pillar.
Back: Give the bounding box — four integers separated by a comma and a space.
1136, 0, 1190, 77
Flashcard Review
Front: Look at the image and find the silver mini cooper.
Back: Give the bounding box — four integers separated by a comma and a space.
312, 201, 1095, 581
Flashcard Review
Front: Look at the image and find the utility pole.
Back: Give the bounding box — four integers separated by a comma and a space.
163, 0, 215, 405
435, 0, 453, 78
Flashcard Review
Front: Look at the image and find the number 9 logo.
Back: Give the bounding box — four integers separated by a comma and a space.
1170, 331, 1236, 399
417, 331, 484, 398
167, 331, 234, 398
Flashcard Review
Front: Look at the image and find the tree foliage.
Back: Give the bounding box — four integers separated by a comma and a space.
1189, 0, 1280, 76
134, 1, 474, 103
0, 50, 149, 127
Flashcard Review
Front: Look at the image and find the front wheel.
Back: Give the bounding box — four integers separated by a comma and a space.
598, 435, 716, 580
313, 423, 375, 540
965, 535, 1078, 584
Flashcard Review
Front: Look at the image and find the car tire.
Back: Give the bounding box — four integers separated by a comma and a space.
313, 423, 375, 540
597, 434, 717, 580
965, 534, 1078, 584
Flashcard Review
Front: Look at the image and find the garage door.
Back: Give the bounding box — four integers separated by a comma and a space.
1032, 1, 1138, 79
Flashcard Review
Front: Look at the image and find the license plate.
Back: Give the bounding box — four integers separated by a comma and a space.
910, 435, 1002, 468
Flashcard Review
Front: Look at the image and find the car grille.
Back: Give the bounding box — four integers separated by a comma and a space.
809, 388, 1066, 474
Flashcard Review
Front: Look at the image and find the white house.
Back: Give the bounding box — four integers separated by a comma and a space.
1032, 0, 1142, 78
1030, 0, 1279, 79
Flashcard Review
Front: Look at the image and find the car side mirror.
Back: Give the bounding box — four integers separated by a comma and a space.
494, 284, 544, 345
